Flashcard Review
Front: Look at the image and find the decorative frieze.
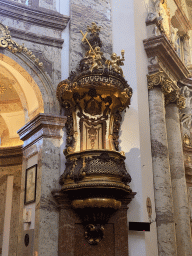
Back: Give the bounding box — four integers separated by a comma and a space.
0, 23, 44, 67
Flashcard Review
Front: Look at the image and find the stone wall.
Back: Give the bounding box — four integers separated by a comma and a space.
0, 0, 69, 92
69, 0, 112, 72
8, 0, 57, 10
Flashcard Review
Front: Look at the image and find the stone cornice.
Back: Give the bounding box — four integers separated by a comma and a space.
0, 0, 69, 31
0, 145, 22, 166
9, 27, 64, 48
178, 77, 192, 89
143, 34, 190, 81
18, 114, 67, 149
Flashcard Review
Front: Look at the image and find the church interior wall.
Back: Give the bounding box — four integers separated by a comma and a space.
111, 0, 158, 255
0, 1, 68, 253
1, 0, 192, 255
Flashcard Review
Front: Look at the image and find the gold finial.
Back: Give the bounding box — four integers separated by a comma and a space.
87, 22, 101, 34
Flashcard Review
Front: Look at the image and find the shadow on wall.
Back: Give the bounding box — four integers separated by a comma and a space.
125, 147, 143, 222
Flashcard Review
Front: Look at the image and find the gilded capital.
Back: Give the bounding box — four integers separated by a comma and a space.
147, 71, 185, 109
165, 90, 186, 109
147, 71, 175, 93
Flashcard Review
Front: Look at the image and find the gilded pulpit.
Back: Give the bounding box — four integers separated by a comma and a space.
54, 22, 136, 255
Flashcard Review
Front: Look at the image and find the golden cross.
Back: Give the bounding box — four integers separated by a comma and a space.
81, 31, 88, 42
80, 30, 96, 55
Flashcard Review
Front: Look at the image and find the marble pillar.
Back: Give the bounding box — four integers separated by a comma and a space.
17, 114, 66, 256
148, 87, 177, 256
165, 103, 192, 255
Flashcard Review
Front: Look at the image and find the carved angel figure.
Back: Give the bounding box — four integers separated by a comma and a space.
88, 46, 103, 72
170, 26, 178, 49
105, 52, 125, 76
180, 86, 192, 129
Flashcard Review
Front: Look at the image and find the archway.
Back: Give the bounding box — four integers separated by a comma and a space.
0, 54, 44, 147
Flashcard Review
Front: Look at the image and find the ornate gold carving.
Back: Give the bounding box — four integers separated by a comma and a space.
87, 46, 104, 72
183, 134, 190, 146
84, 224, 104, 245
105, 50, 125, 76
147, 71, 164, 89
80, 23, 126, 75
88, 126, 100, 149
55, 23, 136, 244
0, 23, 43, 67
147, 71, 175, 92
87, 22, 101, 34
72, 198, 121, 209
72, 197, 121, 245
0, 85, 6, 94
60, 150, 131, 186
165, 90, 186, 109
80, 28, 104, 72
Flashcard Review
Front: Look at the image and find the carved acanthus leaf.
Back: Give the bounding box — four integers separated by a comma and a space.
0, 23, 43, 67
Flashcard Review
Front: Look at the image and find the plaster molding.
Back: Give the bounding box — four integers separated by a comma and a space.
0, 0, 69, 31
18, 113, 67, 149
143, 34, 190, 81
9, 27, 64, 49
0, 145, 22, 166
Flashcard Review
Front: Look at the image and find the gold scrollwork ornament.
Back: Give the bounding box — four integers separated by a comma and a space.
147, 72, 164, 89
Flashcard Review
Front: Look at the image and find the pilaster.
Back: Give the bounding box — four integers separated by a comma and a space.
17, 114, 66, 256
147, 72, 177, 255
165, 100, 192, 255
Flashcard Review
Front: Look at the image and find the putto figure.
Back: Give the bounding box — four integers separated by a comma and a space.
80, 28, 104, 72
88, 46, 103, 72
106, 50, 125, 76
80, 22, 126, 76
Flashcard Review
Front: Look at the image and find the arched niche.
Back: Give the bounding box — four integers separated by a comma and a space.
0, 54, 44, 147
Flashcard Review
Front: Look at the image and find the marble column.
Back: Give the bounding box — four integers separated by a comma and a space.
165, 102, 192, 255
17, 114, 66, 256
148, 72, 177, 255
